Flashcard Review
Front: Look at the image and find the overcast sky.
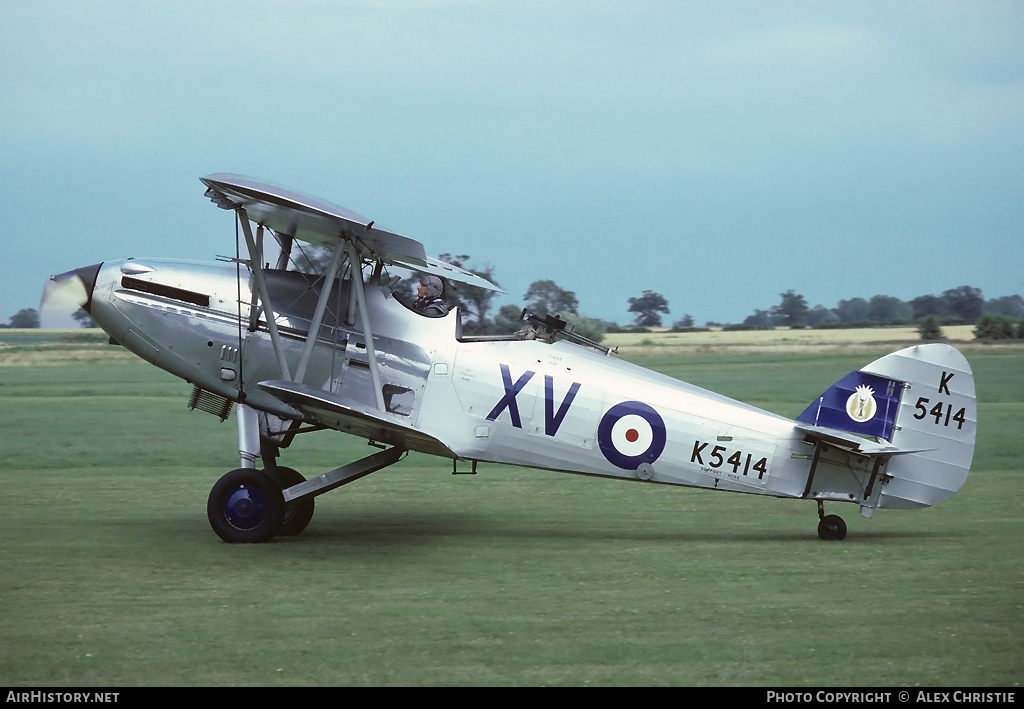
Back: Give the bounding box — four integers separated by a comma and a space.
3, 1, 1021, 327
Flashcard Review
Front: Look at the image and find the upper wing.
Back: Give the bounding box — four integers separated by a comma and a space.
409, 254, 504, 293
200, 173, 501, 292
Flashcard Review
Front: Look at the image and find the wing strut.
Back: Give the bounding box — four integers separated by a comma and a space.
293, 242, 345, 384
238, 209, 292, 381
245, 224, 265, 332
346, 240, 387, 413
273, 232, 293, 270
234, 203, 386, 412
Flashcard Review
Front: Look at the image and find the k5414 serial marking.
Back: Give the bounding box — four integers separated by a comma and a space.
691, 441, 769, 479
912, 370, 967, 430
912, 398, 967, 430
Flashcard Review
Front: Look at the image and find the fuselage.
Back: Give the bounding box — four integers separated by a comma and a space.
79, 257, 884, 507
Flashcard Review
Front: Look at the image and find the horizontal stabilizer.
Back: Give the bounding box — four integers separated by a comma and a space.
794, 422, 932, 457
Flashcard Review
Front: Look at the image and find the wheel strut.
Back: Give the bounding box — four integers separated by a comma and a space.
281, 446, 406, 503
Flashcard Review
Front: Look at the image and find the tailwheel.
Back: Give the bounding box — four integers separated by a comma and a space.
817, 514, 848, 541
208, 468, 284, 543
269, 466, 315, 537
815, 500, 848, 541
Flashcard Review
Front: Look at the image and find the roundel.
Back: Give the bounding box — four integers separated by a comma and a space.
598, 401, 667, 470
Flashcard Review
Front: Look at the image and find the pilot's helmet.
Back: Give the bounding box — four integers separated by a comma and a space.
419, 275, 443, 299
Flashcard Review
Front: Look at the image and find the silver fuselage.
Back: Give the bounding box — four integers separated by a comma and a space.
83, 257, 927, 510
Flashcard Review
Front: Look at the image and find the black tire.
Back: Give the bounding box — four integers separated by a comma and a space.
817, 514, 848, 541
207, 468, 285, 543
269, 466, 315, 537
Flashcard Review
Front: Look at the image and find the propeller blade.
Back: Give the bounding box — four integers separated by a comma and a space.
40, 263, 102, 316
41, 272, 87, 312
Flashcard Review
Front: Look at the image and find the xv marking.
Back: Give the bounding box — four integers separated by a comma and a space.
486, 364, 581, 437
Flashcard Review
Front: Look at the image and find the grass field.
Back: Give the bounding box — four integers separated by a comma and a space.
1, 329, 1021, 686
604, 325, 983, 354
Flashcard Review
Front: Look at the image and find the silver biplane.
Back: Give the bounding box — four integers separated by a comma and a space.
45, 174, 977, 543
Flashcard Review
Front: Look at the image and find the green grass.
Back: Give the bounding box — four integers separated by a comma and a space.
1, 344, 1021, 686
603, 324, 981, 350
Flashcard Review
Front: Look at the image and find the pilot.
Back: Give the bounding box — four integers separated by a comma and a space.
414, 275, 449, 317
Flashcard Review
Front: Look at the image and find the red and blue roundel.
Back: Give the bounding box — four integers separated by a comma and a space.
598, 401, 666, 470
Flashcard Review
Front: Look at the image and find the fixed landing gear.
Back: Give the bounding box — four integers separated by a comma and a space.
816, 500, 848, 541
207, 466, 316, 543
206, 440, 406, 543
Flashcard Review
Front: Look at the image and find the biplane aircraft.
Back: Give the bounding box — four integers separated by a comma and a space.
44, 174, 977, 543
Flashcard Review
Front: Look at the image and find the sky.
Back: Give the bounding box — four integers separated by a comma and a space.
2, 1, 1022, 328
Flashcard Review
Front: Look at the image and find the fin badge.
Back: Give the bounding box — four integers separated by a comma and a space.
846, 385, 877, 423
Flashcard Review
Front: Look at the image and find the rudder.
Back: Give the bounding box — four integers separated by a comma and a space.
860, 343, 976, 509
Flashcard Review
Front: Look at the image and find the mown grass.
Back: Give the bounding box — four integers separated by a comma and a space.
604, 324, 979, 348
0, 333, 1021, 686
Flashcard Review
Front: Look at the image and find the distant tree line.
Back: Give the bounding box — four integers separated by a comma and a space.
973, 313, 1024, 340
736, 287, 1024, 331
1, 307, 94, 329
10, 253, 1021, 346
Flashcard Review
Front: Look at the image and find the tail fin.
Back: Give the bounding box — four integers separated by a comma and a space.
797, 369, 905, 442
797, 344, 976, 510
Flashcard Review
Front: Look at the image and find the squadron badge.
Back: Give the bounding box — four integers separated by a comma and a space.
846, 384, 877, 423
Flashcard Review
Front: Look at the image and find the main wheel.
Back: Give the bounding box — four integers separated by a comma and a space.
817, 514, 848, 541
269, 466, 315, 537
208, 468, 285, 543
